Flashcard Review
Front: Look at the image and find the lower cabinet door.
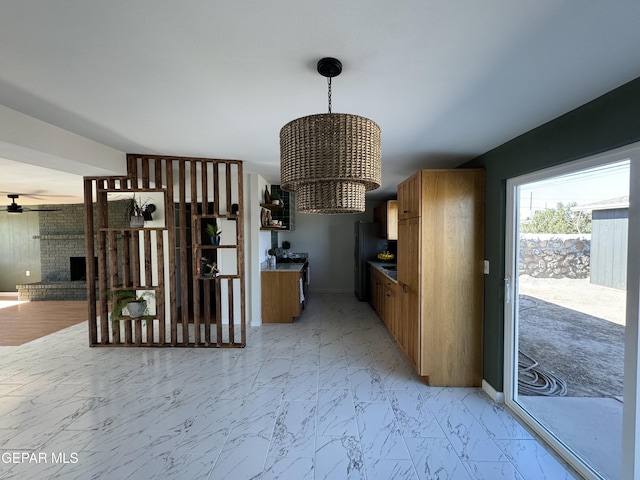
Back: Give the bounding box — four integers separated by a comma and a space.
374, 274, 384, 320
384, 285, 397, 340
400, 286, 420, 371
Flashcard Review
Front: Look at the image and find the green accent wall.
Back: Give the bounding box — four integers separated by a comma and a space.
462, 76, 640, 391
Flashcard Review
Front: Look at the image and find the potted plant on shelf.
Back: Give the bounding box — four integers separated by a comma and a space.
205, 223, 222, 245
124, 195, 155, 227
270, 192, 282, 206
107, 289, 154, 321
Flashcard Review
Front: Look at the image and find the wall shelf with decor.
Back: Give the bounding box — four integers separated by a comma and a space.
264, 185, 295, 231
194, 215, 240, 284
260, 204, 285, 230
260, 203, 284, 211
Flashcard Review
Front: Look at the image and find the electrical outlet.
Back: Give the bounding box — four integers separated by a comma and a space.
26, 270, 30, 277
483, 260, 489, 275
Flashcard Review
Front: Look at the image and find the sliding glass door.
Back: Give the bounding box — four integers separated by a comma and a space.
504, 143, 640, 479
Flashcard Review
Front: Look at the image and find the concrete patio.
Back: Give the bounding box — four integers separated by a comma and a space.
518, 275, 625, 479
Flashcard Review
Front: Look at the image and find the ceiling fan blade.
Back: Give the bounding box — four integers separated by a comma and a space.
0, 190, 73, 199
3, 207, 61, 214
23, 207, 61, 212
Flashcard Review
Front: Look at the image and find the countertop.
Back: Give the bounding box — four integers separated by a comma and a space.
261, 263, 306, 273
368, 260, 398, 283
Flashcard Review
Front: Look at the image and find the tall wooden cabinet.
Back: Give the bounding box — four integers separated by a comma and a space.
397, 169, 485, 386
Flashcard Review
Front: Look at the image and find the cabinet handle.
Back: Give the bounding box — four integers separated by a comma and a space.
403, 210, 409, 213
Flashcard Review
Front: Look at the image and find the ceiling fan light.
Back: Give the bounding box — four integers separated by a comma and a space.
6, 204, 22, 214
4, 194, 59, 214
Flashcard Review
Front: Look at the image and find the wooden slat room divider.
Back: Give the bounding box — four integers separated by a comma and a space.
84, 154, 245, 347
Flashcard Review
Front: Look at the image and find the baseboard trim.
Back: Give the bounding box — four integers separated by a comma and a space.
482, 379, 505, 403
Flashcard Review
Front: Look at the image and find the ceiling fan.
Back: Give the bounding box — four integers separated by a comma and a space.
5, 194, 61, 214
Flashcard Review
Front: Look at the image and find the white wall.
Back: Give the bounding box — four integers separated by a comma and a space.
0, 212, 40, 291
278, 206, 373, 293
245, 173, 272, 326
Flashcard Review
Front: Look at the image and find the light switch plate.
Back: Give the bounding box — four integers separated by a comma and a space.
483, 260, 490, 275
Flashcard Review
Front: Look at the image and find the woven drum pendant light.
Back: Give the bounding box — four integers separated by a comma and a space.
280, 58, 381, 214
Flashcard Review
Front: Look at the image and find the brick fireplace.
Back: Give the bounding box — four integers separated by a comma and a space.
16, 201, 125, 300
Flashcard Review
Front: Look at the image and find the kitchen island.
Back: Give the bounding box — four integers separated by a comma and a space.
261, 262, 308, 323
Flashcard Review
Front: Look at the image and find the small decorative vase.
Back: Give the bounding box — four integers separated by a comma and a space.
130, 215, 144, 228
211, 236, 220, 246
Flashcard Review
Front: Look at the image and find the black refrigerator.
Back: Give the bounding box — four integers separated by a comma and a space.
354, 221, 385, 301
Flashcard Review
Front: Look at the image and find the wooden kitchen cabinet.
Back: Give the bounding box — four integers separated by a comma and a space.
375, 272, 384, 319
371, 268, 386, 322
261, 268, 304, 323
398, 171, 421, 220
403, 287, 420, 371
383, 279, 398, 342
397, 169, 485, 386
373, 200, 398, 240
397, 216, 420, 369
370, 267, 397, 335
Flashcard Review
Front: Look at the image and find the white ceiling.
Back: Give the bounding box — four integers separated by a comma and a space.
1, 1, 639, 207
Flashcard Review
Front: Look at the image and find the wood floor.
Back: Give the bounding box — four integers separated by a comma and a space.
0, 300, 88, 346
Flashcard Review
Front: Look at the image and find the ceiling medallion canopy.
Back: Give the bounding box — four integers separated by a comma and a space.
280, 57, 381, 214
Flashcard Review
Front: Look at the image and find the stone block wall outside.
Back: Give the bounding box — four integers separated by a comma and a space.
519, 234, 591, 279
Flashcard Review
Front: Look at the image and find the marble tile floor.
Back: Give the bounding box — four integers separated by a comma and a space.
0, 293, 579, 480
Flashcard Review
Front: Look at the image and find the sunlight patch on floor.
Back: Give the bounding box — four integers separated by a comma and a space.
0, 300, 27, 309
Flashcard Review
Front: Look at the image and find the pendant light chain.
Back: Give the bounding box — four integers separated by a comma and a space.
327, 77, 332, 114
